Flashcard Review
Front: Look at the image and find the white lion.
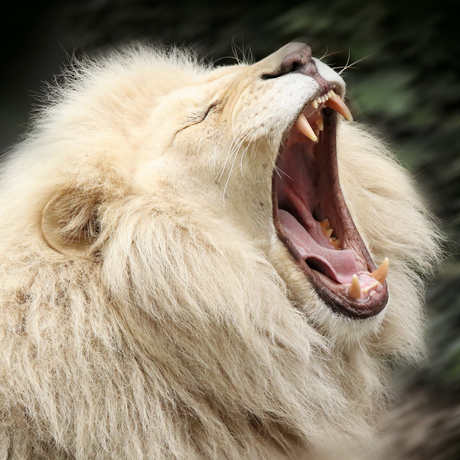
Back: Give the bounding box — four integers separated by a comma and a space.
0, 43, 440, 459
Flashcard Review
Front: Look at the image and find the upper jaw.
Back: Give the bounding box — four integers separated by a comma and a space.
293, 86, 353, 143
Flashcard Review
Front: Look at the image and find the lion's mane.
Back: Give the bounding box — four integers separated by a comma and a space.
0, 45, 441, 459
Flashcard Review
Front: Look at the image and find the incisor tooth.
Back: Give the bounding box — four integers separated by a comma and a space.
295, 114, 318, 143
370, 258, 389, 284
325, 96, 353, 122
315, 117, 324, 131
362, 281, 380, 294
349, 274, 361, 299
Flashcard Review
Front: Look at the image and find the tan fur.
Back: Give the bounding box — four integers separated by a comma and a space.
0, 44, 441, 459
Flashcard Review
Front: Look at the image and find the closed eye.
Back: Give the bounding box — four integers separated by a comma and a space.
201, 101, 219, 121
175, 101, 220, 137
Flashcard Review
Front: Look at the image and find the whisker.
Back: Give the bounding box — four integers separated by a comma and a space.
239, 129, 262, 176
338, 49, 351, 76
319, 48, 342, 62
277, 167, 292, 180
222, 129, 256, 202
274, 165, 283, 180
214, 123, 246, 183
337, 53, 373, 75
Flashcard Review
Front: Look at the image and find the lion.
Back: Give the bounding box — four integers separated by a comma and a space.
0, 42, 440, 459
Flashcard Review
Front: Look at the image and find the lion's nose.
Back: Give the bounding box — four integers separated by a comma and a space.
261, 43, 318, 79
279, 44, 312, 74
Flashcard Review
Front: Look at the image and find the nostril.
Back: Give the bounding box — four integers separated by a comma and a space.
289, 60, 305, 73
262, 44, 312, 80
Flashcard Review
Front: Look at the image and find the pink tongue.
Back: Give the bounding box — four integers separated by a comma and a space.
279, 210, 358, 284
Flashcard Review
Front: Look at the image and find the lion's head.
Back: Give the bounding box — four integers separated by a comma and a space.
0, 43, 440, 459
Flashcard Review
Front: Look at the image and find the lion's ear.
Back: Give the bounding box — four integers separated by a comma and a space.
41, 189, 101, 256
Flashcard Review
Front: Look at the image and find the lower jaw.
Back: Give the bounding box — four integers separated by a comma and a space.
303, 266, 388, 319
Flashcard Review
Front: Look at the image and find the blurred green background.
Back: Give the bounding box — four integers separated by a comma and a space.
2, 0, 459, 458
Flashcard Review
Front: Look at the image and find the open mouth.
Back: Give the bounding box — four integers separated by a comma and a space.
272, 90, 389, 319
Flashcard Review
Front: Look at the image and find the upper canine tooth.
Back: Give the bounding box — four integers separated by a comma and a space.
312, 100, 318, 109
324, 228, 333, 238
325, 95, 353, 122
348, 274, 361, 299
295, 114, 318, 143
370, 257, 389, 284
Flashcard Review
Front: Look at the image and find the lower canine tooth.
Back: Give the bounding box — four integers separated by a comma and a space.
295, 114, 318, 143
370, 257, 389, 284
349, 274, 361, 299
324, 228, 333, 238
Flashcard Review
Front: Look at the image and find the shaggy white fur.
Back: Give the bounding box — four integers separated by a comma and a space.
0, 43, 441, 459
